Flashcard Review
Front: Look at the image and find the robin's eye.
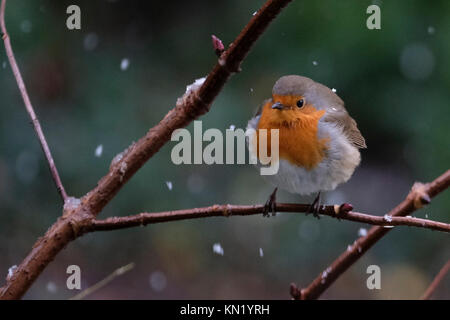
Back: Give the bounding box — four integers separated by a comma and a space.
296, 99, 305, 108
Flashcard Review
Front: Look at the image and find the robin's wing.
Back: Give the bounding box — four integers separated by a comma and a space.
323, 107, 367, 149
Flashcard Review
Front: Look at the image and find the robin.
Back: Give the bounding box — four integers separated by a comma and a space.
247, 75, 366, 217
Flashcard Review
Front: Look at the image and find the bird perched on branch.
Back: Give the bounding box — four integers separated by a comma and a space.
247, 75, 366, 217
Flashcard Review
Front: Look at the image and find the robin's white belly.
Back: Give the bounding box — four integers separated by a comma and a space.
247, 117, 361, 195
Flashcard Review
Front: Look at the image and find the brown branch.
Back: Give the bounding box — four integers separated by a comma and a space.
420, 260, 450, 300
294, 169, 450, 300
85, 203, 450, 233
0, 0, 67, 202
0, 0, 293, 299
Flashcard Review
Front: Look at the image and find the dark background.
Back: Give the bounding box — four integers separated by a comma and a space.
0, 0, 448, 299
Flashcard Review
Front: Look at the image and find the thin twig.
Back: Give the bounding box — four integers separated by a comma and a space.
295, 169, 450, 300
85, 203, 450, 233
0, 0, 67, 202
420, 260, 450, 300
70, 262, 135, 300
0, 0, 293, 299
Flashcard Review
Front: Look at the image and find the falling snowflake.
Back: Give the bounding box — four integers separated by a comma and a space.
95, 144, 103, 157
120, 58, 130, 71
84, 33, 99, 51
259, 248, 264, 257
331, 88, 337, 93
229, 125, 236, 131
149, 271, 167, 292
166, 181, 173, 191
213, 243, 224, 256
312, 61, 318, 66
358, 228, 368, 237
46, 281, 57, 293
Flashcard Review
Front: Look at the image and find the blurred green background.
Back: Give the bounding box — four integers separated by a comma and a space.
0, 0, 449, 299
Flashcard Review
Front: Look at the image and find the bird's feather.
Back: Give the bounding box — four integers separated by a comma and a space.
322, 108, 367, 149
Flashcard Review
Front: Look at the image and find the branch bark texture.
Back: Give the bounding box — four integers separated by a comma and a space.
86, 204, 450, 233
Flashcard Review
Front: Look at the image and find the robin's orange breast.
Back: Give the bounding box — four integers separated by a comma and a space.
256, 101, 329, 170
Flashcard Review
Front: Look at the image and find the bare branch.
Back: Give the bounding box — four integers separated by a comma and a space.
85, 203, 450, 233
0, 0, 67, 202
420, 260, 450, 300
0, 0, 293, 299
294, 169, 450, 300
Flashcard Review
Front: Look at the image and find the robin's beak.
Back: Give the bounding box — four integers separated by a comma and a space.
271, 102, 285, 110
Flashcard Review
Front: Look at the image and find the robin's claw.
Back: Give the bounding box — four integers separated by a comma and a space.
263, 187, 278, 217
307, 192, 321, 219
307, 204, 321, 219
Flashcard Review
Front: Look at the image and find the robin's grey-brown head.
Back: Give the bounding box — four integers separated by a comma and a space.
272, 75, 344, 111
271, 75, 366, 149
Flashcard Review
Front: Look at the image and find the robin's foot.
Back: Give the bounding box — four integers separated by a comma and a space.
307, 192, 321, 219
263, 187, 278, 217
